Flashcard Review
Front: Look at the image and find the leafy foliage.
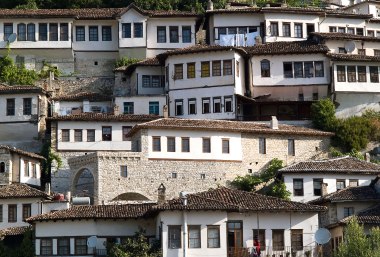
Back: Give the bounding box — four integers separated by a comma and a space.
115, 57, 141, 69
329, 147, 364, 160
108, 230, 161, 257
231, 158, 291, 200
0, 228, 34, 257
40, 141, 62, 186
311, 98, 337, 131
15, 0, 38, 9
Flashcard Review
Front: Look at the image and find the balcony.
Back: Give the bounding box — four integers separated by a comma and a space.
228, 246, 315, 257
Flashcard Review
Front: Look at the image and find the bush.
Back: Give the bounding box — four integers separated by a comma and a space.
334, 116, 372, 151
115, 57, 141, 68
311, 98, 337, 131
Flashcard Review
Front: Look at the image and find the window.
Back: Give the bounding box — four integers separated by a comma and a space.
142, 75, 151, 87
370, 66, 379, 83
22, 204, 31, 220
152, 137, 161, 152
32, 163, 37, 178
151, 75, 163, 87
272, 229, 284, 251
188, 225, 201, 248
182, 26, 192, 43
203, 138, 211, 153
347, 27, 355, 34
23, 98, 32, 115
122, 23, 131, 38
61, 129, 70, 142
306, 23, 315, 36
212, 61, 221, 76
174, 64, 183, 80
294, 23, 303, 38
120, 165, 128, 177
122, 126, 132, 141
157, 26, 166, 43
315, 61, 324, 77
336, 179, 346, 190
284, 62, 293, 78
304, 62, 314, 78
167, 137, 176, 152
294, 62, 303, 78
168, 26, 179, 43
201, 173, 206, 179
187, 62, 195, 78
201, 61, 210, 77
207, 226, 220, 248
259, 138, 266, 154
27, 23, 35, 41
175, 99, 183, 116
188, 98, 196, 115
76, 26, 85, 41
349, 179, 358, 187
0, 162, 5, 173
338, 27, 345, 33
222, 139, 230, 154
49, 23, 58, 41
344, 207, 354, 217
102, 126, 112, 141
24, 160, 29, 177
338, 47, 346, 54
89, 26, 98, 41
288, 139, 295, 156
313, 178, 323, 196
40, 239, 52, 255
87, 129, 95, 142
74, 130, 82, 142
224, 96, 233, 112
261, 59, 270, 77
356, 28, 364, 36
4, 23, 13, 41
181, 137, 190, 152
17, 23, 26, 41
253, 230, 266, 249
347, 66, 356, 82
6, 98, 15, 116
293, 179, 304, 196
283, 23, 291, 37
291, 229, 303, 251
8, 204, 17, 222
123, 102, 134, 114
134, 23, 143, 38
368, 30, 375, 37
75, 238, 87, 254
0, 205, 2, 222
375, 50, 380, 56
337, 65, 346, 82
202, 98, 210, 114
149, 101, 159, 115
329, 26, 337, 32
60, 23, 68, 41
168, 226, 181, 249
213, 97, 221, 113
16, 55, 24, 67
270, 22, 278, 36
358, 49, 366, 56
57, 238, 70, 255
171, 172, 177, 178
39, 23, 47, 41
357, 66, 367, 82
102, 26, 112, 41
223, 60, 232, 76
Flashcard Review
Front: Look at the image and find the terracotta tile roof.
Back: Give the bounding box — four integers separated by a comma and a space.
0, 145, 45, 160
0, 184, 49, 199
311, 32, 380, 42
155, 187, 326, 212
279, 156, 380, 174
51, 92, 112, 102
47, 113, 161, 122
0, 84, 46, 95
327, 53, 380, 62
246, 40, 329, 56
27, 203, 155, 222
0, 226, 31, 236
157, 45, 247, 59
334, 204, 380, 226
127, 118, 334, 137
309, 186, 380, 204
114, 58, 160, 74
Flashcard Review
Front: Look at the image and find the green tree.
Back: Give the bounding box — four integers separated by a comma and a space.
17, 228, 34, 257
15, 0, 38, 9
334, 116, 372, 151
311, 98, 337, 131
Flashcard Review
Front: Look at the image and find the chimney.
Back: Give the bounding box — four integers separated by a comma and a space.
207, 0, 214, 11
255, 35, 262, 45
157, 183, 166, 204
365, 152, 371, 162
270, 116, 278, 129
163, 105, 169, 118
321, 183, 328, 196
113, 105, 120, 115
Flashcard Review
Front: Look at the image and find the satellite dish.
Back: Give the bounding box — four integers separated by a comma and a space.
344, 41, 356, 53
7, 33, 17, 43
87, 236, 97, 248
315, 228, 331, 245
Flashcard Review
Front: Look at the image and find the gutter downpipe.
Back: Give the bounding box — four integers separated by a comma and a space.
181, 192, 188, 257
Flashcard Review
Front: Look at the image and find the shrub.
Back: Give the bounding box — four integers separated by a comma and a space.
115, 57, 141, 68
334, 116, 372, 151
311, 98, 337, 131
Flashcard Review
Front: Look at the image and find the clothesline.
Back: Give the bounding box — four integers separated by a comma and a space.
219, 32, 259, 47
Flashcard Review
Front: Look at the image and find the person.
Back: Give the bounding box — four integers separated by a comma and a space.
253, 235, 261, 257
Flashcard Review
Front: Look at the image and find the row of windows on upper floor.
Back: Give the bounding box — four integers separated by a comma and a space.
0, 161, 38, 177
61, 126, 132, 142
173, 60, 238, 80
269, 22, 315, 38
174, 96, 233, 116
0, 204, 32, 223
3, 23, 69, 42
260, 60, 325, 78
336, 65, 380, 83
123, 101, 160, 115
292, 178, 359, 197
5, 98, 32, 116
39, 237, 87, 256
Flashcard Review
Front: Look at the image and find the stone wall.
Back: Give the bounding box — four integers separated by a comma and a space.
0, 149, 12, 185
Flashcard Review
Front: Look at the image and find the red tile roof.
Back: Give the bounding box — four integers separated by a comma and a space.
327, 53, 380, 62
309, 186, 380, 204
0, 226, 31, 236
47, 113, 160, 122
246, 40, 329, 56
0, 84, 46, 95
0, 145, 45, 160
279, 156, 380, 174
0, 184, 49, 199
331, 204, 380, 226
114, 58, 160, 74
311, 32, 380, 42
51, 92, 112, 102
127, 118, 334, 137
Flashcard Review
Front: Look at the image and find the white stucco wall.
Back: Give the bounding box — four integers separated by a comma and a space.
118, 9, 147, 48
0, 93, 39, 122
53, 100, 112, 116
114, 95, 166, 116
319, 17, 365, 33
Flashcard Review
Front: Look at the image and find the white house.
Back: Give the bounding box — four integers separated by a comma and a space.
27, 187, 325, 257
278, 156, 380, 202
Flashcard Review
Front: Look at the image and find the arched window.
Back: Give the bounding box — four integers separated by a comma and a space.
17, 23, 26, 41
261, 59, 270, 77
0, 162, 5, 173
27, 23, 35, 41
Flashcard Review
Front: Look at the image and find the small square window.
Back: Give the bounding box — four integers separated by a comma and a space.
102, 126, 112, 141
120, 165, 128, 177
200, 174, 206, 179
171, 172, 177, 179
293, 178, 304, 196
